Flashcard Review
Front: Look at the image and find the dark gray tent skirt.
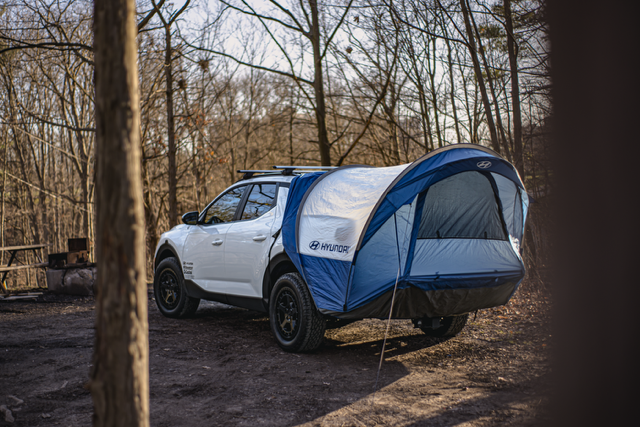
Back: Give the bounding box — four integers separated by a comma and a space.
320, 281, 517, 320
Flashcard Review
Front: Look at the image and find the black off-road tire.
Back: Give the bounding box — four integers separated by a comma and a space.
269, 272, 326, 352
420, 314, 469, 338
153, 257, 200, 318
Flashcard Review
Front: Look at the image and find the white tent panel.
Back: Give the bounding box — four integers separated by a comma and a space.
298, 164, 409, 261
410, 239, 521, 277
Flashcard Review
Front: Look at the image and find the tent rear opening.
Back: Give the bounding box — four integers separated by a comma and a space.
347, 170, 524, 319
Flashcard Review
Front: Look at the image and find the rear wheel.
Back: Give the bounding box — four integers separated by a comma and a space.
154, 257, 200, 318
269, 272, 325, 352
417, 314, 469, 338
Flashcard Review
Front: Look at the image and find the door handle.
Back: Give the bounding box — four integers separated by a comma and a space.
252, 235, 267, 242
212, 239, 224, 246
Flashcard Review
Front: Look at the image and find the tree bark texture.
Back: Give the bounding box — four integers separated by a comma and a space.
91, 0, 149, 426
309, 0, 331, 166
459, 0, 500, 153
503, 0, 524, 177
165, 26, 178, 227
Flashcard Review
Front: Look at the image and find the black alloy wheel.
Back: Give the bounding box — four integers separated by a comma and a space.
275, 287, 300, 340
269, 272, 325, 352
158, 267, 180, 310
153, 257, 200, 318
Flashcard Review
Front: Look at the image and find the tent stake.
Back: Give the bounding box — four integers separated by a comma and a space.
371, 266, 401, 405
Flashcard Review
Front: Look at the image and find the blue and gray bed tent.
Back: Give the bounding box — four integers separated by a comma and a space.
281, 144, 529, 319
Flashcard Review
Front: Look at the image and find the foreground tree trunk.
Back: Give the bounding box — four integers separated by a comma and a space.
549, 1, 639, 425
91, 0, 149, 425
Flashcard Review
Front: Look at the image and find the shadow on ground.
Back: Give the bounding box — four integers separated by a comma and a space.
0, 292, 550, 426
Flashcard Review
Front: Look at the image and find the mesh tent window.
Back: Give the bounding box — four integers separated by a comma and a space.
417, 171, 507, 240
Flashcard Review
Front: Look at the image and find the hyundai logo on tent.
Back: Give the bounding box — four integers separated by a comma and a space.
281, 144, 529, 319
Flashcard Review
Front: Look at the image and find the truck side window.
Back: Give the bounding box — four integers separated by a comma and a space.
241, 184, 277, 220
203, 186, 246, 224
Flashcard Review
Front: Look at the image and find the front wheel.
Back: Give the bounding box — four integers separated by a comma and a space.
269, 273, 325, 352
153, 257, 200, 318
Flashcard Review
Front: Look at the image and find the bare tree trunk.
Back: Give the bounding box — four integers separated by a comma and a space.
151, 0, 190, 225
442, 27, 462, 145
310, 0, 331, 166
459, 0, 500, 152
424, 38, 443, 149
417, 83, 433, 152
504, 0, 524, 177
165, 26, 178, 227
402, 34, 432, 152
91, 0, 149, 425
289, 89, 295, 165
143, 160, 159, 259
468, 5, 512, 161
1, 132, 8, 265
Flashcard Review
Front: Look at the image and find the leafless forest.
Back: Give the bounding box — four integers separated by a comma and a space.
0, 0, 551, 287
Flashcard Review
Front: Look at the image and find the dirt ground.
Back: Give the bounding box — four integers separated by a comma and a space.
0, 284, 551, 426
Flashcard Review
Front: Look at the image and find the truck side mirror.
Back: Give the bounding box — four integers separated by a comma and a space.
181, 211, 199, 225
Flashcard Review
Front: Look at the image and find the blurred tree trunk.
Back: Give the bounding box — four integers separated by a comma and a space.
550, 1, 639, 425
90, 0, 149, 425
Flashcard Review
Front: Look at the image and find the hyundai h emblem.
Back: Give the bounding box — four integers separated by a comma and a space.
309, 241, 320, 250
477, 161, 492, 169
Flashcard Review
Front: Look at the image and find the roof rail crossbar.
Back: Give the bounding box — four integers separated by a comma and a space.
237, 170, 280, 180
273, 165, 336, 170
273, 165, 336, 176
237, 166, 337, 180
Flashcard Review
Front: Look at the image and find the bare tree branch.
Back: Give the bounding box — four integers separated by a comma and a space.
184, 42, 314, 86
138, 0, 166, 32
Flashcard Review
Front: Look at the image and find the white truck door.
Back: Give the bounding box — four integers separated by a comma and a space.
181, 185, 247, 292
223, 183, 280, 298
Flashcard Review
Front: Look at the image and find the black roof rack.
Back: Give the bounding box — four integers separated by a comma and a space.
237, 165, 336, 180
237, 170, 281, 180
273, 165, 335, 175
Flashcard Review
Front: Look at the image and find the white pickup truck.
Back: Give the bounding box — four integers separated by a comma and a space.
153, 168, 470, 353
153, 170, 333, 353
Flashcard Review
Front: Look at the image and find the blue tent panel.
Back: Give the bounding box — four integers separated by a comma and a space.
349, 213, 401, 310
282, 171, 323, 280
300, 255, 350, 312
